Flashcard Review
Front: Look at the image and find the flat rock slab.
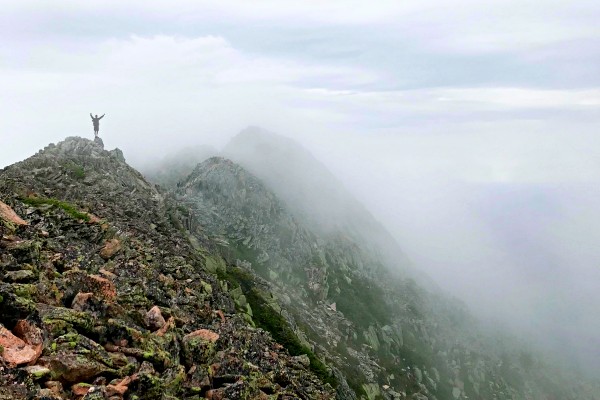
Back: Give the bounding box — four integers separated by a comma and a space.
0, 325, 41, 366
183, 329, 220, 343
0, 200, 28, 226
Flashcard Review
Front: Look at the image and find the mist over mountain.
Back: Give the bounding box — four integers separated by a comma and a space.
287, 134, 600, 377
138, 127, 600, 396
142, 145, 217, 188
222, 127, 415, 280
2, 2, 599, 399
2, 133, 599, 399
220, 127, 600, 373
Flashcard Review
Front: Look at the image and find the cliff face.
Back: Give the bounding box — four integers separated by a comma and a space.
0, 137, 334, 400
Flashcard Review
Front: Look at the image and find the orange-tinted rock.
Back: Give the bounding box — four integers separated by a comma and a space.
0, 325, 40, 366
13, 319, 44, 345
145, 306, 166, 331
215, 309, 226, 324
88, 274, 117, 300
71, 292, 94, 311
62, 271, 117, 301
0, 200, 28, 226
155, 317, 174, 337
87, 213, 101, 224
12, 319, 43, 364
106, 376, 136, 397
208, 362, 221, 377
183, 329, 219, 343
99, 239, 122, 260
99, 268, 117, 279
106, 384, 128, 396
13, 320, 43, 346
206, 389, 225, 400
71, 383, 92, 396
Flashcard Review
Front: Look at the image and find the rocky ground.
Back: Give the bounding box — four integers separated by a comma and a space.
0, 137, 334, 400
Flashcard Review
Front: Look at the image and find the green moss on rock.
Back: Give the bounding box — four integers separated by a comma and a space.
22, 196, 90, 221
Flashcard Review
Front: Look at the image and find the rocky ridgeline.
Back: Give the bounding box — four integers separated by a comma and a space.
0, 137, 334, 400
171, 149, 600, 400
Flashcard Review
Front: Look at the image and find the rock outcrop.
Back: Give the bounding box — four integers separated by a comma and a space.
0, 137, 334, 399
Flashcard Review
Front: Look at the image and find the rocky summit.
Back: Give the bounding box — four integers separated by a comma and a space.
1, 135, 599, 400
0, 137, 334, 400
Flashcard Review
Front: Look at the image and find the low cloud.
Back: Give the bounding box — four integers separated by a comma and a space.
1, 0, 599, 374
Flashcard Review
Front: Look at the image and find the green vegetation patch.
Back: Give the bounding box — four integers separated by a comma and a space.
330, 270, 391, 331
64, 162, 86, 179
218, 266, 337, 388
221, 242, 270, 278
22, 196, 90, 221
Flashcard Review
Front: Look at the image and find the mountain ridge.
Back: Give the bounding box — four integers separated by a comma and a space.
0, 136, 335, 400
0, 135, 598, 400
167, 129, 600, 399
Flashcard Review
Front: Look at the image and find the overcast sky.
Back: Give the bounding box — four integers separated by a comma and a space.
2, 1, 600, 372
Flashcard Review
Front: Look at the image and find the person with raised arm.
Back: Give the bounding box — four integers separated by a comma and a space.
90, 113, 105, 137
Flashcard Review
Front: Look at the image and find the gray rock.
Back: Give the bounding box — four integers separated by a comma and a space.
4, 270, 35, 283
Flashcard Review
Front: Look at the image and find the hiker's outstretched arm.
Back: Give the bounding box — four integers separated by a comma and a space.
90, 113, 93, 119
100, 114, 105, 119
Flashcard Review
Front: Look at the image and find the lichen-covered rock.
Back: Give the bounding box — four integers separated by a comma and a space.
22, 365, 51, 380
0, 137, 335, 399
93, 136, 104, 149
4, 269, 35, 283
40, 352, 115, 383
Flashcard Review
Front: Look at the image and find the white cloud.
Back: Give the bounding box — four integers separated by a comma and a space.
2, 34, 599, 184
302, 86, 600, 111
0, 34, 375, 166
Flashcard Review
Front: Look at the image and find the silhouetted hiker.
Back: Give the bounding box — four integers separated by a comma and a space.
90, 113, 105, 137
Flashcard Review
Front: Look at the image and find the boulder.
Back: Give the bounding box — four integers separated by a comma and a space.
181, 329, 219, 368
3, 270, 35, 283
93, 136, 104, 148
0, 324, 41, 366
64, 272, 116, 301
183, 329, 219, 343
41, 353, 114, 383
71, 383, 92, 396
99, 239, 122, 260
71, 292, 93, 311
0, 200, 28, 226
145, 306, 166, 331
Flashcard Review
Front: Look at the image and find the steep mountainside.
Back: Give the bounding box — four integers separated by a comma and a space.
171, 134, 599, 400
0, 137, 334, 400
223, 127, 412, 278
